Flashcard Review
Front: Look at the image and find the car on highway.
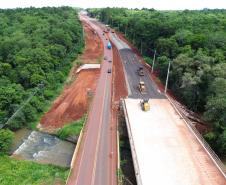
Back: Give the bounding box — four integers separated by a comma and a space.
108, 60, 112, 63
104, 56, 108, 60
107, 69, 112, 73
107, 42, 112, 49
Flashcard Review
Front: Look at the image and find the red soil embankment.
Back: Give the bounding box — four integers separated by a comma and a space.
40, 69, 100, 129
39, 20, 103, 130
79, 21, 103, 63
112, 43, 128, 102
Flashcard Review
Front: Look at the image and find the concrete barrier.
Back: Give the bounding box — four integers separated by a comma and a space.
121, 99, 143, 185
76, 64, 100, 73
66, 115, 88, 184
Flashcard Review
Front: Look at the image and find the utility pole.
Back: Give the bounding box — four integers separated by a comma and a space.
82, 27, 85, 42
133, 32, 135, 45
164, 60, 171, 94
151, 49, 156, 73
111, 18, 113, 26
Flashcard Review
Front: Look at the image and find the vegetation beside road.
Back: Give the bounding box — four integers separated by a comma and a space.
0, 155, 69, 185
0, 7, 84, 130
0, 129, 14, 155
57, 115, 86, 140
0, 6, 84, 183
88, 8, 226, 157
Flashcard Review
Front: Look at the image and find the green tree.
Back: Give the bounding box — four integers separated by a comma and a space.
0, 7, 84, 129
0, 129, 14, 155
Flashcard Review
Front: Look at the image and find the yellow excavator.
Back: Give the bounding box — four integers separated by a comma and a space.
140, 99, 150, 111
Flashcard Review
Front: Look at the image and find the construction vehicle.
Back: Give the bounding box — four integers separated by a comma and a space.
138, 81, 146, 94
107, 42, 112, 49
106, 25, 111, 32
137, 66, 144, 76
140, 99, 150, 111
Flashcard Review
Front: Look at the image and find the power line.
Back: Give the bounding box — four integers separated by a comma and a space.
1, 83, 44, 129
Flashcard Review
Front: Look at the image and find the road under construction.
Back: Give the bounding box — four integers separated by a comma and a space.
67, 13, 226, 185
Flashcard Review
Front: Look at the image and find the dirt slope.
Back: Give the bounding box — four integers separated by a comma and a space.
39, 20, 103, 130
79, 21, 103, 63
40, 69, 100, 129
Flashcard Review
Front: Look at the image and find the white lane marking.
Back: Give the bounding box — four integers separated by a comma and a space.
91, 24, 111, 185
74, 17, 107, 185
91, 74, 108, 185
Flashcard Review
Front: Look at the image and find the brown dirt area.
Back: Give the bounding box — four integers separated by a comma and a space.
112, 42, 128, 102
40, 69, 100, 129
79, 21, 103, 63
39, 20, 103, 130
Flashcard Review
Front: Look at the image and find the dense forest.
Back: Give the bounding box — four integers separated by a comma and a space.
0, 7, 83, 133
88, 8, 226, 157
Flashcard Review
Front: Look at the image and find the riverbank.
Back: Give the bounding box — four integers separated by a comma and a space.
0, 155, 69, 185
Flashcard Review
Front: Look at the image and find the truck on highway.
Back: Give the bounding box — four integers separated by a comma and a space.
137, 66, 144, 76
107, 42, 112, 49
138, 81, 146, 94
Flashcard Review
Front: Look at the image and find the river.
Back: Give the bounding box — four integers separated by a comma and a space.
11, 129, 75, 167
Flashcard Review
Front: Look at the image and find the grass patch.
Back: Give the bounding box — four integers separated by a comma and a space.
0, 155, 69, 185
97, 56, 102, 64
57, 115, 86, 140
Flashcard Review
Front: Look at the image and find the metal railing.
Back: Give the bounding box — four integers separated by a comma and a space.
166, 95, 226, 178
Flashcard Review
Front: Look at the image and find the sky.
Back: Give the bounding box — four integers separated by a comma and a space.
0, 0, 226, 10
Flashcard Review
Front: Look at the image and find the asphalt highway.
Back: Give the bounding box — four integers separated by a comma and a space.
89, 19, 163, 99
119, 48, 165, 99
67, 15, 164, 185
67, 15, 115, 185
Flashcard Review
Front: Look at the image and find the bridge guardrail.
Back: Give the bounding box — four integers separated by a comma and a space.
166, 94, 226, 178
121, 99, 143, 185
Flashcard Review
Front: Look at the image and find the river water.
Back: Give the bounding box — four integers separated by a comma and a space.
11, 129, 75, 167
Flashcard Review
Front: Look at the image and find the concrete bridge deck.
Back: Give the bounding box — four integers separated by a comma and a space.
122, 98, 226, 185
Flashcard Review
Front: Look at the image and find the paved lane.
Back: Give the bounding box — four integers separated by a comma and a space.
67, 15, 114, 185
119, 48, 165, 99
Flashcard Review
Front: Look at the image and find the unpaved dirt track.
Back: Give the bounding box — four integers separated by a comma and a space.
112, 43, 128, 101
80, 21, 103, 63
